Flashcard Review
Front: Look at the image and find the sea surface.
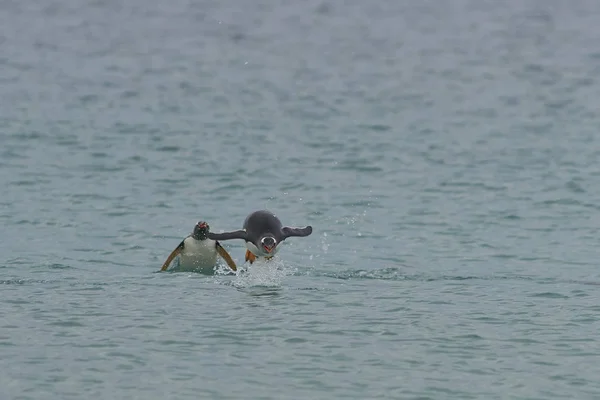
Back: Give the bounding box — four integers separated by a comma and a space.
2, 0, 600, 399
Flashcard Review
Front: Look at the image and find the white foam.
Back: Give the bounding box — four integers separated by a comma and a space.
231, 257, 293, 288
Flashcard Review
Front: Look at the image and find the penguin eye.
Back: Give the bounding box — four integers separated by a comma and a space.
262, 237, 275, 246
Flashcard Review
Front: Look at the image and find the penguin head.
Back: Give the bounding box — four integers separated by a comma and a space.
260, 236, 277, 254
192, 221, 210, 240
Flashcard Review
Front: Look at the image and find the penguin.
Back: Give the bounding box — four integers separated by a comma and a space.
206, 210, 313, 264
160, 221, 237, 273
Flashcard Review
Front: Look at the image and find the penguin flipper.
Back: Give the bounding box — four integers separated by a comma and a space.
207, 230, 248, 241
216, 242, 237, 272
160, 240, 185, 271
282, 226, 313, 239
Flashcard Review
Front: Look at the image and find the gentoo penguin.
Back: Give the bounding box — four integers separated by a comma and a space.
160, 221, 237, 273
207, 210, 312, 264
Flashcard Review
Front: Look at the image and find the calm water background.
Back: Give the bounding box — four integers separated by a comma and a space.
2, 0, 600, 399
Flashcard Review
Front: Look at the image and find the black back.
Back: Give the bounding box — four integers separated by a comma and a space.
243, 210, 284, 243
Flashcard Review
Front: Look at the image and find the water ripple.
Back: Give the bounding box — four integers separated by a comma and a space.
2, 0, 600, 399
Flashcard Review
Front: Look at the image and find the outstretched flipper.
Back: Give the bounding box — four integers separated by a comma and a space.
216, 242, 237, 272
282, 226, 313, 239
160, 240, 185, 271
207, 230, 248, 241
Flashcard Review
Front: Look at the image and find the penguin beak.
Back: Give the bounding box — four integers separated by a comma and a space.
261, 237, 277, 253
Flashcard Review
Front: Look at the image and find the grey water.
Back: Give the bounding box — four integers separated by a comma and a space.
2, 0, 600, 398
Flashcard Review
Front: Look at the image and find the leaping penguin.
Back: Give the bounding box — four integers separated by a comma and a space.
160, 221, 237, 273
207, 210, 313, 264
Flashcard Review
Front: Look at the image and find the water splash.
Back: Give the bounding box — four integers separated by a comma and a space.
213, 263, 237, 276
230, 257, 293, 288
321, 232, 329, 253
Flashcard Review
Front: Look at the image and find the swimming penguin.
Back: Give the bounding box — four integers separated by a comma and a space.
160, 221, 237, 273
206, 210, 313, 264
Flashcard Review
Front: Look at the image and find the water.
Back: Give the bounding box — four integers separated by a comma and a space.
2, 0, 600, 398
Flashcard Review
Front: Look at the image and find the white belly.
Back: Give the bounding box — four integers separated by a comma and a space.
177, 237, 218, 271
